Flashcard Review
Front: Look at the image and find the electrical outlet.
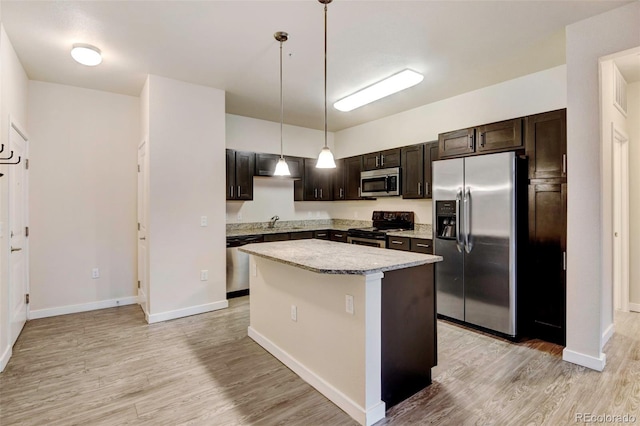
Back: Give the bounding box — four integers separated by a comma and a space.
200, 216, 208, 227
200, 270, 208, 281
345, 294, 354, 314
92, 268, 100, 279
291, 305, 297, 322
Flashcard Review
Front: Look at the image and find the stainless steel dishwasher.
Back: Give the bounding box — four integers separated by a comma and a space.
226, 234, 263, 298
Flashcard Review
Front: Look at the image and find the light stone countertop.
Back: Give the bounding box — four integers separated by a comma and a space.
227, 224, 352, 237
239, 239, 442, 275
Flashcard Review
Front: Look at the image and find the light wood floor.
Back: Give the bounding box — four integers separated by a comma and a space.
1, 297, 638, 425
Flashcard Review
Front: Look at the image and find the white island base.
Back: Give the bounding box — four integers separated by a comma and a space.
242, 240, 441, 426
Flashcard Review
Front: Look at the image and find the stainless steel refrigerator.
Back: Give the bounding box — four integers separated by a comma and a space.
432, 152, 523, 337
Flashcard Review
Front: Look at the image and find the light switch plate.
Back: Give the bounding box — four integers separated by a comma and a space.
200, 270, 208, 281
200, 216, 207, 227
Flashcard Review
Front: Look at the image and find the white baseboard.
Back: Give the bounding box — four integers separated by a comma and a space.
146, 300, 228, 324
601, 323, 615, 347
0, 344, 12, 373
29, 296, 139, 320
629, 303, 640, 313
248, 326, 385, 426
563, 348, 607, 372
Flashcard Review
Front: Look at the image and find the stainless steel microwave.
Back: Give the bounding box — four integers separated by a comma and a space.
360, 167, 401, 197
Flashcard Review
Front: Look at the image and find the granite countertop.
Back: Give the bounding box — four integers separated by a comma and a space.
227, 224, 352, 237
239, 239, 442, 275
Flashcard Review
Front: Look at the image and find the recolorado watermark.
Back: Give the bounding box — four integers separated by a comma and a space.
575, 413, 637, 424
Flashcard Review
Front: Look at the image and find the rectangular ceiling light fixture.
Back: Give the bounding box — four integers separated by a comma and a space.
333, 69, 423, 112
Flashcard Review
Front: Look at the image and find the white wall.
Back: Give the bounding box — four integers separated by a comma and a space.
28, 81, 139, 316
226, 66, 566, 226
564, 0, 640, 371
146, 75, 227, 320
628, 81, 640, 310
0, 24, 28, 371
335, 66, 567, 159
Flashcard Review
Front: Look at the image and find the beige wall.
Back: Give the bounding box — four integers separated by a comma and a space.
565, 0, 640, 370
0, 24, 28, 370
628, 81, 640, 310
27, 81, 140, 315
146, 75, 227, 320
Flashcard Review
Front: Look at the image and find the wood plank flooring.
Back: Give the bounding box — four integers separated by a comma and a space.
1, 297, 638, 425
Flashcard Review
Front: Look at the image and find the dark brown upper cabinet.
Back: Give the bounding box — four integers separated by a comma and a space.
333, 156, 363, 200
438, 128, 475, 158
476, 118, 523, 154
362, 148, 401, 171
255, 153, 304, 179
226, 149, 255, 200
401, 141, 438, 199
439, 118, 523, 159
301, 158, 333, 201
525, 109, 567, 181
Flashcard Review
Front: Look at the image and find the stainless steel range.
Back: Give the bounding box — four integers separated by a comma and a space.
347, 211, 414, 248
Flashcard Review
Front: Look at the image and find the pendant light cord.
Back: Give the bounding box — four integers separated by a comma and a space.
279, 39, 284, 160
323, 2, 328, 149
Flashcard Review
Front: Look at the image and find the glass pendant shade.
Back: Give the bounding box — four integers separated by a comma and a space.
316, 146, 336, 168
274, 157, 291, 176
316, 0, 336, 169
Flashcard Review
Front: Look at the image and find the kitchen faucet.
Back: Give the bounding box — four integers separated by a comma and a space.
268, 215, 280, 228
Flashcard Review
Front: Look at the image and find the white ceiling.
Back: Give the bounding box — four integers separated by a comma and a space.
1, 0, 633, 131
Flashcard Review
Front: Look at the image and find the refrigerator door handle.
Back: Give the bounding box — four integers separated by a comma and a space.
464, 187, 472, 253
455, 189, 464, 252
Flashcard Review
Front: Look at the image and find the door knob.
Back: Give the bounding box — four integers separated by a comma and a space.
11, 247, 22, 252
139, 237, 146, 240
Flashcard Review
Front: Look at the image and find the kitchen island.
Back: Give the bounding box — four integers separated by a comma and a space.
239, 239, 442, 426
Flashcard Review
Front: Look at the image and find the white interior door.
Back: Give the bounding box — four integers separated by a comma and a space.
612, 124, 629, 312
9, 122, 29, 346
137, 141, 149, 315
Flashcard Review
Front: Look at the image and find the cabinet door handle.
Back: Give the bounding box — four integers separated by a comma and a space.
11, 246, 22, 252
391, 241, 404, 245
416, 243, 430, 248
139, 237, 146, 241
375, 156, 379, 167
418, 182, 422, 195
340, 188, 344, 198
334, 234, 343, 237
381, 154, 385, 166
468, 134, 474, 149
562, 154, 567, 174
320, 188, 323, 199
480, 132, 486, 148
314, 188, 318, 199
230, 186, 234, 198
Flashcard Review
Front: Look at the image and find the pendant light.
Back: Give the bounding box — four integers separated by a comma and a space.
316, 0, 336, 169
273, 31, 291, 176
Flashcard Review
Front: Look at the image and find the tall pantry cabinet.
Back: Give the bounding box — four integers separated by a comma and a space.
524, 109, 567, 345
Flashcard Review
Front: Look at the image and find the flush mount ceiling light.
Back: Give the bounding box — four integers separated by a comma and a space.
71, 43, 102, 66
333, 69, 424, 112
273, 31, 291, 177
316, 0, 336, 169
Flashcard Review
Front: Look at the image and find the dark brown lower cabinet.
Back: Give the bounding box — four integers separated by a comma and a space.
526, 182, 566, 345
263, 233, 290, 242
314, 230, 330, 240
381, 264, 436, 407
329, 230, 348, 242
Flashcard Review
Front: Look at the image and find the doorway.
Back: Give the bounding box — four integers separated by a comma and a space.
8, 118, 29, 346
612, 124, 629, 313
